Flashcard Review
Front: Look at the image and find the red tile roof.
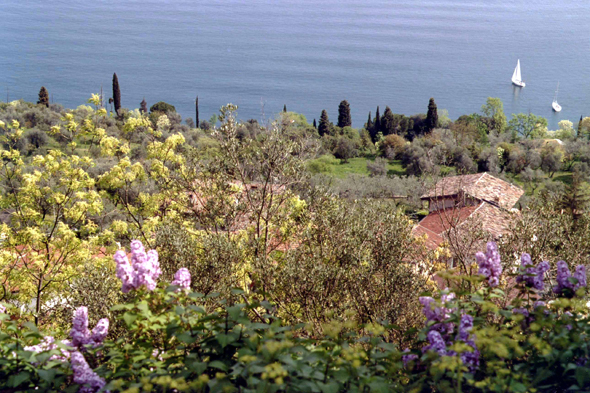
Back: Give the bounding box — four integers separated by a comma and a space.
421, 173, 524, 210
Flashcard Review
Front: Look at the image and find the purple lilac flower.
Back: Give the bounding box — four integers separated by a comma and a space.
419, 292, 456, 337
455, 315, 480, 370
475, 242, 502, 287
423, 331, 447, 356
114, 240, 162, 293
554, 261, 588, 294
457, 314, 473, 341
71, 307, 91, 347
90, 319, 109, 345
70, 351, 107, 393
513, 308, 530, 318
24, 336, 71, 362
70, 307, 109, 348
516, 254, 550, 291
171, 268, 191, 290
402, 349, 419, 367
533, 301, 546, 309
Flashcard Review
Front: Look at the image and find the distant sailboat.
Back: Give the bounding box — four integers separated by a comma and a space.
511, 59, 526, 87
552, 82, 562, 112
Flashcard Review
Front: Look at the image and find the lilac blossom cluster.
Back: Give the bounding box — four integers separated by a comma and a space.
456, 314, 480, 370
515, 253, 550, 291
71, 351, 107, 393
24, 336, 71, 362
475, 242, 502, 287
417, 291, 481, 370
22, 307, 109, 392
419, 292, 456, 337
70, 306, 109, 348
171, 268, 191, 290
554, 261, 587, 295
114, 240, 162, 293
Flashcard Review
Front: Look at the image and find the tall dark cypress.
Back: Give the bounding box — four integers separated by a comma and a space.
381, 106, 395, 135
37, 86, 49, 107
318, 110, 330, 136
372, 106, 381, 142
313, 119, 317, 129
366, 111, 373, 131
112, 73, 121, 115
283, 104, 287, 113
195, 96, 199, 127
140, 98, 148, 113
337, 100, 352, 128
579, 115, 583, 137
425, 97, 438, 132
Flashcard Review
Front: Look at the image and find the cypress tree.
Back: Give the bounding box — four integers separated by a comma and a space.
318, 110, 330, 136
37, 86, 49, 107
195, 96, 199, 127
337, 100, 352, 128
578, 115, 583, 138
112, 73, 121, 115
313, 119, 317, 129
371, 106, 381, 142
140, 98, 147, 113
366, 111, 373, 131
425, 97, 438, 132
381, 106, 395, 135
283, 104, 287, 113
374, 106, 381, 132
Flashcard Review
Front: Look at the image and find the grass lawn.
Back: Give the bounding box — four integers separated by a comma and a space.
316, 157, 406, 178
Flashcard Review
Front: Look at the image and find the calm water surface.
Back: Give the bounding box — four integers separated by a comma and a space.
1, 0, 590, 129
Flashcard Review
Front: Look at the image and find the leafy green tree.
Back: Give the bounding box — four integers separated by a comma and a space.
318, 110, 329, 136
540, 144, 563, 177
508, 113, 548, 139
337, 100, 351, 128
112, 73, 121, 114
425, 97, 438, 132
0, 119, 108, 325
381, 106, 395, 135
37, 86, 49, 108
481, 97, 507, 133
150, 101, 176, 113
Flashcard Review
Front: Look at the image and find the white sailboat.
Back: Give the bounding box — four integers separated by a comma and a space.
552, 82, 562, 112
511, 59, 526, 87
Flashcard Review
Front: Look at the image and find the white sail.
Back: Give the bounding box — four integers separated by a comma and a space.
511, 59, 525, 87
552, 82, 561, 112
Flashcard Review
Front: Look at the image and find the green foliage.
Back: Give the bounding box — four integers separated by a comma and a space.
112, 73, 121, 115
318, 109, 329, 137
337, 100, 351, 128
425, 97, 438, 132
509, 113, 548, 139
481, 97, 507, 133
37, 86, 49, 108
149, 101, 176, 114
306, 154, 339, 174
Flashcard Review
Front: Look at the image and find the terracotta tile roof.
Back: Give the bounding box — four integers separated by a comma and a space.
415, 205, 480, 236
413, 202, 517, 251
421, 173, 524, 210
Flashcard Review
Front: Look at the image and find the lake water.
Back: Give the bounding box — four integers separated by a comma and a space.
1, 0, 590, 130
